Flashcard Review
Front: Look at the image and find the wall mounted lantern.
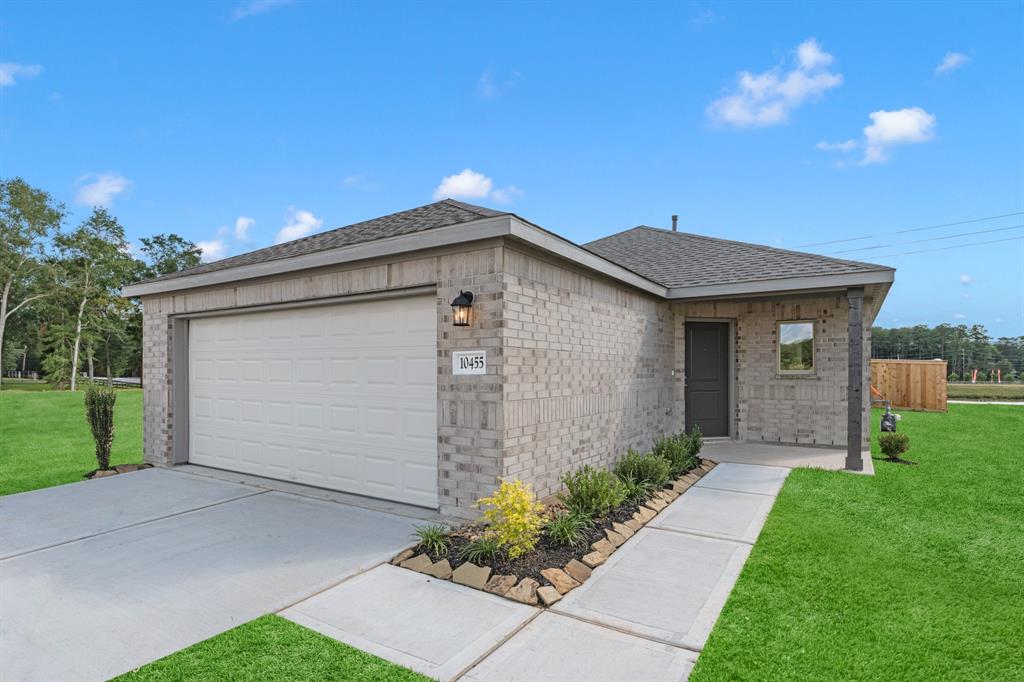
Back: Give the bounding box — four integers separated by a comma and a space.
451, 290, 474, 326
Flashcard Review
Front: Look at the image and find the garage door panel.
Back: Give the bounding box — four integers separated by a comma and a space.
189, 295, 438, 507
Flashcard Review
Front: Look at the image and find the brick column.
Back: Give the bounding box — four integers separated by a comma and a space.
846, 287, 864, 470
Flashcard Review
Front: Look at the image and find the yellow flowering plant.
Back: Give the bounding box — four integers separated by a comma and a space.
475, 478, 546, 559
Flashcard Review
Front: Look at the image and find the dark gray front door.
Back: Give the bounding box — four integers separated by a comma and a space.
685, 322, 730, 437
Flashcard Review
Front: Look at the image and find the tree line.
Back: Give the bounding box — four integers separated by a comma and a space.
871, 324, 1024, 382
1, 178, 202, 389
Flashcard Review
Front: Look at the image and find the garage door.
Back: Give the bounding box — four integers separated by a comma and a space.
188, 295, 438, 507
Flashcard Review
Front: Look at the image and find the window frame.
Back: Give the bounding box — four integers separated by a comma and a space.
777, 319, 816, 375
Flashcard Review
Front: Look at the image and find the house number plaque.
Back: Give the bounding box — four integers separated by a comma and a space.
452, 350, 486, 375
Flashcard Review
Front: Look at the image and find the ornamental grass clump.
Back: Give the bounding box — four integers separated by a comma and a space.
413, 523, 450, 556
84, 383, 117, 471
475, 479, 546, 559
653, 425, 704, 475
559, 465, 627, 519
546, 510, 594, 547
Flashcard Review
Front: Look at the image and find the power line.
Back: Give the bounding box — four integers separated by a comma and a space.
868, 235, 1023, 259
825, 224, 1024, 255
795, 211, 1024, 248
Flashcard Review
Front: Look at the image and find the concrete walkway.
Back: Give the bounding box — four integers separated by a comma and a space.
0, 468, 419, 682
281, 462, 789, 681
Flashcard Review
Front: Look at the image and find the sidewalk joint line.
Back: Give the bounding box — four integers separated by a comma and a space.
450, 609, 544, 681
547, 608, 703, 654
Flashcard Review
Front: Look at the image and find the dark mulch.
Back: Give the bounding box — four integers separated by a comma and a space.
85, 463, 154, 479
416, 461, 702, 584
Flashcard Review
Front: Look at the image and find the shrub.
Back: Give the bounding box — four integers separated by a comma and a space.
413, 523, 450, 556
947, 372, 960, 382
546, 510, 594, 547
475, 479, 546, 559
878, 432, 911, 461
619, 475, 656, 505
84, 383, 117, 470
653, 425, 703, 475
559, 465, 627, 519
684, 424, 704, 459
458, 536, 503, 563
614, 449, 671, 488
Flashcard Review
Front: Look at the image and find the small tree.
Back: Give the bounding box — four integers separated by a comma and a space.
947, 372, 959, 382
84, 383, 117, 471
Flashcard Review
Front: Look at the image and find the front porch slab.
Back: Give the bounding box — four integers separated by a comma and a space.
648, 485, 777, 544
552, 527, 751, 651
694, 461, 791, 496
703, 441, 875, 475
281, 564, 537, 681
462, 611, 698, 682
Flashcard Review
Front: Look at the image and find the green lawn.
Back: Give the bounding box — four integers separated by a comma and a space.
0, 378, 54, 391
0, 388, 143, 495
692, 404, 1024, 681
947, 382, 1024, 401
114, 615, 428, 682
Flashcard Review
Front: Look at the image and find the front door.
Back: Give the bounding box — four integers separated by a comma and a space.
684, 322, 730, 437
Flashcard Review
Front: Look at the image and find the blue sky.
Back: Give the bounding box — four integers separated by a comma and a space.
2, 0, 1022, 336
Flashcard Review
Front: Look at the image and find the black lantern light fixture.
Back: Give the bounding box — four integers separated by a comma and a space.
451, 290, 474, 326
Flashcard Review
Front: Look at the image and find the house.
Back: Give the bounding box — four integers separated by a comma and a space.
123, 200, 894, 519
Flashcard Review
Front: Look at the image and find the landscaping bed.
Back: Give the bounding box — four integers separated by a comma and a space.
391, 428, 711, 606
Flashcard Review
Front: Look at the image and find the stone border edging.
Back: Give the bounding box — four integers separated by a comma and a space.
389, 460, 718, 607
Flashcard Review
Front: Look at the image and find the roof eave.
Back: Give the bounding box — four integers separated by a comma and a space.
665, 268, 895, 300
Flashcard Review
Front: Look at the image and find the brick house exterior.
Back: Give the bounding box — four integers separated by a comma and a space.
126, 200, 892, 519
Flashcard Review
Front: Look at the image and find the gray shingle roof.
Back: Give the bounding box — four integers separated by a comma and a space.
584, 226, 892, 289
140, 199, 506, 284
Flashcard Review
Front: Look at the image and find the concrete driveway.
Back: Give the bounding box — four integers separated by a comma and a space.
0, 467, 419, 682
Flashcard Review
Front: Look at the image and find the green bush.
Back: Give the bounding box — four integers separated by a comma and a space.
947, 372, 960, 382
614, 449, 671, 488
413, 523, 450, 556
653, 424, 703, 475
546, 510, 593, 547
458, 536, 502, 563
878, 432, 911, 460
559, 465, 627, 519
84, 383, 117, 470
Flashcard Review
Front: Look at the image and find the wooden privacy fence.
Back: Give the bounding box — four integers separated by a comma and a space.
870, 359, 948, 412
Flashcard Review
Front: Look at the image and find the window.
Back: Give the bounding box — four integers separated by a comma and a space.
778, 321, 814, 372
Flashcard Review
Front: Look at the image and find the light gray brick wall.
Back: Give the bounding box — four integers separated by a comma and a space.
675, 295, 871, 450
499, 245, 677, 499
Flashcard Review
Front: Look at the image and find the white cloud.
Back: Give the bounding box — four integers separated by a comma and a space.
234, 216, 255, 240
953, 313, 967, 320
476, 69, 520, 99
861, 107, 936, 164
816, 139, 857, 153
230, 0, 292, 21
433, 169, 492, 200
0, 63, 43, 87
936, 52, 969, 75
197, 240, 228, 262
797, 39, 834, 70
707, 38, 842, 128
275, 207, 323, 244
959, 273, 973, 285
74, 172, 130, 207
432, 169, 523, 205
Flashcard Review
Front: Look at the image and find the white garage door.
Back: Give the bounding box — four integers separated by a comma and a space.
188, 295, 438, 507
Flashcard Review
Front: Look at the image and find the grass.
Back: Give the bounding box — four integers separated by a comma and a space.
0, 388, 143, 495
0, 378, 54, 391
113, 614, 429, 682
691, 404, 1024, 681
947, 382, 1024, 401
